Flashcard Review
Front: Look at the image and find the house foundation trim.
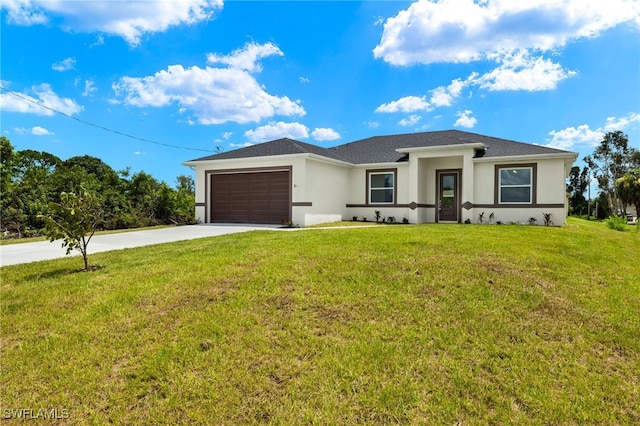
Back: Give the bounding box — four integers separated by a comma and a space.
346, 203, 435, 209
472, 203, 565, 209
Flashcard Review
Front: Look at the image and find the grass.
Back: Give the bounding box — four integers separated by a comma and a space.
308, 220, 384, 228
1, 218, 639, 424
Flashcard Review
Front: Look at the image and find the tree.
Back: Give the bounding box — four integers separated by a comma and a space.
176, 174, 194, 193
128, 171, 161, 224
174, 175, 196, 223
567, 166, 589, 215
0, 136, 15, 191
616, 169, 640, 218
1, 140, 194, 237
2, 147, 62, 236
39, 189, 101, 270
584, 131, 639, 213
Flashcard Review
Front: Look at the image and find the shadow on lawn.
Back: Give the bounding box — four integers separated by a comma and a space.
24, 265, 104, 281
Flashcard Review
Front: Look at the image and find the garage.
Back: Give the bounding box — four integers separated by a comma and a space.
209, 169, 290, 224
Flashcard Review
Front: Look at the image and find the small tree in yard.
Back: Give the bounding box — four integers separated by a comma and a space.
39, 189, 101, 270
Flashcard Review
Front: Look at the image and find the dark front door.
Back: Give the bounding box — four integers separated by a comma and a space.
438, 171, 459, 222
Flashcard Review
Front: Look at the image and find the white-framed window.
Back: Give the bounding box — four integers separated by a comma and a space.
368, 171, 395, 204
498, 167, 533, 204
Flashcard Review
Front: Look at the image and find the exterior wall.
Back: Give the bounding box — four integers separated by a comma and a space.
537, 159, 568, 204
297, 159, 351, 226
408, 147, 473, 224
346, 164, 413, 223
471, 157, 570, 225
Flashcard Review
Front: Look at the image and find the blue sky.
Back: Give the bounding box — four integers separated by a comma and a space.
1, 0, 639, 186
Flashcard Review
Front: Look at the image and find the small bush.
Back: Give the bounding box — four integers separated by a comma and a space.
605, 215, 628, 232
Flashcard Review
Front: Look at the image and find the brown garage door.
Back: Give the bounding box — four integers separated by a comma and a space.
210, 171, 290, 224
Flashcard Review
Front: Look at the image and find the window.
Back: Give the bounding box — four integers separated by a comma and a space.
499, 167, 532, 203
369, 171, 395, 204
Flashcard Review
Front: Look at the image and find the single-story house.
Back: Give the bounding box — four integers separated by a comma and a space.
183, 130, 578, 226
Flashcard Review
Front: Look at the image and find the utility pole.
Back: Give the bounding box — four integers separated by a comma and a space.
587, 168, 591, 220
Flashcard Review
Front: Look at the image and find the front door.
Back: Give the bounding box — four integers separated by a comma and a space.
438, 171, 459, 222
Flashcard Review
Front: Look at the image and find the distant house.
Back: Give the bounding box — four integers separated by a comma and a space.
183, 130, 578, 226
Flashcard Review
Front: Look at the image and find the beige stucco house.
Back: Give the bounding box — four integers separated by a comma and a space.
183, 130, 578, 226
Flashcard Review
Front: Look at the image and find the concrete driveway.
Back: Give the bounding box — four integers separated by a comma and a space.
0, 224, 283, 267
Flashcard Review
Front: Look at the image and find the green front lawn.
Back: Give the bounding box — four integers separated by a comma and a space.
1, 218, 638, 424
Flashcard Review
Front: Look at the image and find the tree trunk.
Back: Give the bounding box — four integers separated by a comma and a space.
81, 236, 89, 270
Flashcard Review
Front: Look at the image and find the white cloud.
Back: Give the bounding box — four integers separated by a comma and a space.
82, 80, 97, 97
221, 131, 233, 140
312, 128, 341, 141
52, 56, 75, 71
244, 121, 310, 143
31, 126, 53, 135
0, 83, 82, 116
398, 114, 422, 126
90, 34, 105, 48
229, 142, 253, 148
375, 95, 430, 113
14, 126, 53, 135
373, 0, 640, 66
2, 0, 47, 24
453, 110, 477, 128
603, 113, 640, 132
364, 121, 380, 128
546, 125, 603, 150
2, 0, 223, 46
372, 0, 636, 110
545, 112, 640, 150
429, 78, 468, 107
206, 42, 282, 73
299, 77, 310, 84
376, 50, 575, 119
113, 43, 305, 125
377, 77, 474, 117
475, 50, 576, 91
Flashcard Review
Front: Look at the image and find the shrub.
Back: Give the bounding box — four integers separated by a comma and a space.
604, 215, 628, 232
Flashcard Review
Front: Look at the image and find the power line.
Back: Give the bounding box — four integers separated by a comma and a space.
0, 85, 216, 153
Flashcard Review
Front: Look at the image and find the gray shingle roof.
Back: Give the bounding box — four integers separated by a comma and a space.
188, 130, 574, 164
189, 138, 345, 162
